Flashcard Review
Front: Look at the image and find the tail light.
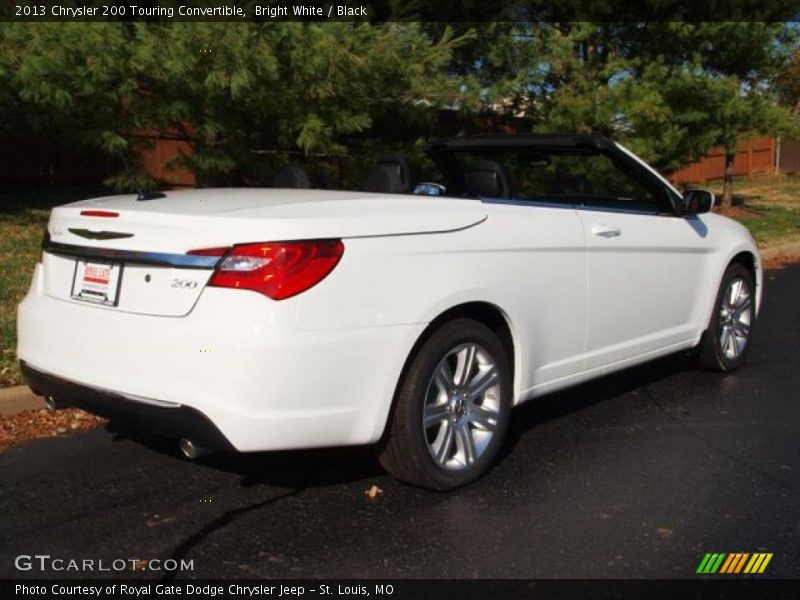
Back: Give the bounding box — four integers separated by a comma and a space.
187, 240, 344, 300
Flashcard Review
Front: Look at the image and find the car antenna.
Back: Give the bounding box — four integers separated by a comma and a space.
118, 147, 166, 201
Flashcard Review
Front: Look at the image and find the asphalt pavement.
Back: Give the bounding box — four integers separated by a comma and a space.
1, 265, 798, 579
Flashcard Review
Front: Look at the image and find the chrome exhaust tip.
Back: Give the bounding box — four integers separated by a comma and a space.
178, 438, 208, 460
44, 396, 59, 411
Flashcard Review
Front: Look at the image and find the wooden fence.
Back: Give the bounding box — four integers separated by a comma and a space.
0, 131, 195, 188
668, 136, 776, 185
131, 131, 195, 188
777, 138, 800, 175
3, 129, 787, 190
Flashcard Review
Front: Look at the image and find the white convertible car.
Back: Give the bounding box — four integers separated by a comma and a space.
17, 134, 761, 490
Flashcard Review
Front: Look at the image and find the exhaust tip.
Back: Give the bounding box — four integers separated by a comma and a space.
178, 438, 208, 460
44, 396, 59, 411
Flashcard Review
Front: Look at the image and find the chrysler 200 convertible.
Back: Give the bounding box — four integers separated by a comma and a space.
17, 134, 761, 490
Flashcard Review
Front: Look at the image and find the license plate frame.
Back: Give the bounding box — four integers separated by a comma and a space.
70, 259, 124, 307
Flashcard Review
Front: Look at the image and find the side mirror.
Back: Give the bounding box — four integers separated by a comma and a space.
413, 182, 446, 196
682, 188, 715, 215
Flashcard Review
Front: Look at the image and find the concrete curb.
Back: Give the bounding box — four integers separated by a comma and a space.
0, 385, 46, 416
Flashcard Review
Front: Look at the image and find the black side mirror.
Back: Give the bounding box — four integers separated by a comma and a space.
682, 189, 715, 215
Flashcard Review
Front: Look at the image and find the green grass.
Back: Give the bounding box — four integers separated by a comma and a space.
0, 187, 105, 387
710, 175, 800, 247
712, 174, 800, 208
724, 204, 800, 246
0, 177, 799, 388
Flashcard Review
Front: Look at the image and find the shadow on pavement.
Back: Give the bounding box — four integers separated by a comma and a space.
105, 351, 695, 490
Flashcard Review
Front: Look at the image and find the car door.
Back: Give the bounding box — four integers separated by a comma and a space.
572, 152, 711, 370
481, 199, 588, 392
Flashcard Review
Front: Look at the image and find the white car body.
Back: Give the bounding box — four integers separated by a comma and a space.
16, 137, 762, 456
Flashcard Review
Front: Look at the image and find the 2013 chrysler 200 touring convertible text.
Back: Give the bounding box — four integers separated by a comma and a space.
17, 134, 761, 490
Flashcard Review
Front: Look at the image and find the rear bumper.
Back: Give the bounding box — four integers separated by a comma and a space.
20, 361, 234, 452
17, 263, 424, 452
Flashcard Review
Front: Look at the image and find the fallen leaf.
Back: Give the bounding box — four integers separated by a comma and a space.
0, 408, 105, 452
656, 527, 674, 539
364, 484, 383, 499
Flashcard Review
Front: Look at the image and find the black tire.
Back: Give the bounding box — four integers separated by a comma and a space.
694, 262, 756, 372
378, 318, 512, 491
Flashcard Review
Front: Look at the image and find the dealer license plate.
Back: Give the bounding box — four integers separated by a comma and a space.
70, 260, 123, 306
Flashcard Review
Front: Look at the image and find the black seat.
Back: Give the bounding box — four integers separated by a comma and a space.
269, 165, 312, 189
360, 155, 412, 194
463, 160, 512, 199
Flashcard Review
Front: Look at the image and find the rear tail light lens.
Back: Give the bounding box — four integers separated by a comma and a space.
187, 240, 344, 300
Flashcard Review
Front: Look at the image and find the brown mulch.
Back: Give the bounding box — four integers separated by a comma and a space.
763, 253, 800, 270
0, 408, 105, 452
714, 206, 763, 219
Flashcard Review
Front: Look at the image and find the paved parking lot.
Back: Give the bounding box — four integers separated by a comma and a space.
1, 265, 798, 579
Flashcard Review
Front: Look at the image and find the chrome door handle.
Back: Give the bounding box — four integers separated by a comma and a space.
591, 224, 622, 238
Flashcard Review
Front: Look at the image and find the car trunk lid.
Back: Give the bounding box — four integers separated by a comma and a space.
42, 188, 486, 317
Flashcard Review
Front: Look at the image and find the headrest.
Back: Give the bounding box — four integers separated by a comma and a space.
464, 160, 511, 199
360, 154, 412, 194
270, 165, 312, 189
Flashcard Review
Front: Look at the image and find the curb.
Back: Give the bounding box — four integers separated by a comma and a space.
0, 385, 46, 416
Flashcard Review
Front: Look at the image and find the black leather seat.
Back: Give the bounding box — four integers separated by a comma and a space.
269, 165, 312, 189
463, 160, 512, 199
360, 155, 412, 194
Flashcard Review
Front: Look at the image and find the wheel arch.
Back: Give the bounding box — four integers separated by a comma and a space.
725, 248, 762, 313
697, 246, 762, 347
730, 250, 757, 282
693, 249, 760, 371
378, 301, 519, 443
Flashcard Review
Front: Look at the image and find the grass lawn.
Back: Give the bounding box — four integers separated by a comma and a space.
0, 187, 105, 387
710, 174, 800, 247
1, 177, 799, 388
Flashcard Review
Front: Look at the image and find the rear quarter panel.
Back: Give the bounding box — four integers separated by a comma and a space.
294, 202, 587, 402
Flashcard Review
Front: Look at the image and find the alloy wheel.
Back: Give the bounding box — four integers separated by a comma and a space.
718, 277, 752, 360
422, 343, 501, 471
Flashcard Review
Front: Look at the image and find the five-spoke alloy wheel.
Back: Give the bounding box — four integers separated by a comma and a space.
379, 319, 512, 490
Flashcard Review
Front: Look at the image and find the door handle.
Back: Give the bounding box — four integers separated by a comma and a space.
591, 224, 622, 238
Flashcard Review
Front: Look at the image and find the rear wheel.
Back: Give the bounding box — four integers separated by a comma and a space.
695, 262, 756, 372
379, 318, 512, 490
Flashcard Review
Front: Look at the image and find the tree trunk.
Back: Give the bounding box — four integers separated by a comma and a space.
721, 150, 735, 209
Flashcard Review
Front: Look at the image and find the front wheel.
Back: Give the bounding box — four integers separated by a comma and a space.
695, 262, 756, 372
378, 319, 512, 490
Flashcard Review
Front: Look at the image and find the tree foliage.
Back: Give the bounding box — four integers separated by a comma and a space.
1, 17, 799, 201
0, 22, 464, 187
776, 48, 800, 113
450, 20, 800, 206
